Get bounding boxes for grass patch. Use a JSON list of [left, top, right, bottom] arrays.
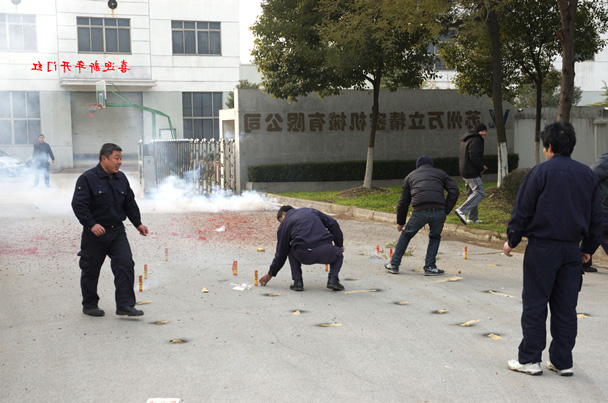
[[277, 182, 513, 235]]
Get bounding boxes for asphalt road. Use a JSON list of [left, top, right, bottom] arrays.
[[1, 171, 607, 402]]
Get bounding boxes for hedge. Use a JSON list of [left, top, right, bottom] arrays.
[[248, 153, 519, 182]]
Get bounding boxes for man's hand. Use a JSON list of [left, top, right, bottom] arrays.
[[397, 224, 404, 232], [503, 241, 513, 257], [52, 160, 55, 164], [137, 225, 149, 236], [90, 224, 106, 237], [340, 246, 345, 253], [582, 253, 591, 264], [481, 165, 488, 174], [259, 274, 272, 286]]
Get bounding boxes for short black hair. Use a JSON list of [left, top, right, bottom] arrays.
[[277, 205, 294, 221], [99, 143, 122, 161], [38, 134, 45, 138], [540, 122, 576, 156]]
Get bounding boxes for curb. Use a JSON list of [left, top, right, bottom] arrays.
[[266, 193, 509, 247]]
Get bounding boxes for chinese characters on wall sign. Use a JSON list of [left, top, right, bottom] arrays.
[[243, 110, 482, 134], [31, 60, 130, 73]]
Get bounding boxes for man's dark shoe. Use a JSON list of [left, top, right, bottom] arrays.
[[424, 266, 445, 276], [384, 262, 399, 274], [327, 276, 345, 291], [116, 306, 144, 316], [583, 266, 598, 273], [290, 279, 304, 291], [83, 307, 105, 317]]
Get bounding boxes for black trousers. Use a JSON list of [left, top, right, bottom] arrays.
[[288, 243, 343, 280], [78, 226, 135, 309], [518, 238, 583, 370]]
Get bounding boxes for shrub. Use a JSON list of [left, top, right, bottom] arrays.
[[248, 153, 520, 182], [499, 168, 531, 205]]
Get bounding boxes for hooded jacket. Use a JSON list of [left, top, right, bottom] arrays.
[[396, 157, 460, 226], [459, 129, 485, 178]]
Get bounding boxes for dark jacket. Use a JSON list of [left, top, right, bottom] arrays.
[[33, 141, 54, 163], [590, 152, 608, 215], [396, 164, 460, 226], [269, 208, 343, 276], [71, 164, 142, 230], [459, 130, 485, 178], [507, 154, 602, 254]]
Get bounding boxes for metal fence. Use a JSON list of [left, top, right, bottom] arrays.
[[142, 139, 236, 195]]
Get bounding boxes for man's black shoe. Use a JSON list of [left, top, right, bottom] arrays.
[[116, 306, 144, 316], [327, 276, 345, 291], [83, 307, 105, 317], [584, 266, 598, 273], [290, 279, 304, 291]]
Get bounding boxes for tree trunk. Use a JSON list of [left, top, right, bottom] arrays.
[[362, 72, 382, 189], [556, 0, 577, 123], [486, 8, 508, 186], [534, 77, 543, 165]]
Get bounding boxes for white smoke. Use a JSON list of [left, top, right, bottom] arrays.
[[139, 173, 277, 214]]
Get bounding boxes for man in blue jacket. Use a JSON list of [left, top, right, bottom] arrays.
[[384, 155, 459, 275], [504, 122, 602, 376], [72, 143, 149, 317], [259, 206, 345, 291]]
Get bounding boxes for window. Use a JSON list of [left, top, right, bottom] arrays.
[[172, 21, 221, 55], [0, 13, 37, 51], [77, 17, 130, 53], [0, 92, 41, 145], [182, 92, 223, 140]]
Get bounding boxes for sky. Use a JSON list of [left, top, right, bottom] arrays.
[[239, 0, 263, 63]]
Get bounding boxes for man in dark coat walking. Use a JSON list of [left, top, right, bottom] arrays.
[[455, 123, 487, 225], [32, 134, 55, 187]]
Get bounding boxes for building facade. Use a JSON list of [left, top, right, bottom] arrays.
[[0, 0, 240, 168]]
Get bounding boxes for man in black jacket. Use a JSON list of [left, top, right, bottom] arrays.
[[259, 206, 345, 291], [72, 143, 149, 317], [455, 123, 487, 225], [582, 151, 608, 273], [504, 122, 602, 376], [384, 156, 459, 275], [32, 134, 55, 187]]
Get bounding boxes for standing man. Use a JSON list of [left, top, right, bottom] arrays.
[[581, 151, 608, 273], [455, 123, 488, 225], [32, 134, 55, 187], [503, 122, 602, 376], [72, 143, 149, 317], [384, 156, 459, 276], [259, 206, 345, 291]]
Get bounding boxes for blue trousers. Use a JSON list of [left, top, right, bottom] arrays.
[[288, 243, 343, 280], [518, 238, 583, 370], [78, 226, 136, 309], [390, 209, 446, 269]]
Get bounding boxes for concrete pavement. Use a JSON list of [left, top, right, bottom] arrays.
[[1, 171, 607, 402]]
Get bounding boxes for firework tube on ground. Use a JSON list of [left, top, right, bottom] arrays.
[[376, 245, 380, 255], [390, 248, 393, 259], [165, 248, 168, 261], [464, 245, 468, 260], [255, 270, 258, 286], [232, 260, 238, 276], [144, 264, 148, 279], [139, 275, 142, 292], [325, 264, 329, 272]]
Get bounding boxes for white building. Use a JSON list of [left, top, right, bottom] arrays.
[[0, 0, 241, 168]]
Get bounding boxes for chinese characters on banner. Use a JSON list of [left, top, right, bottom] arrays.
[[31, 60, 130, 73], [243, 110, 482, 134]]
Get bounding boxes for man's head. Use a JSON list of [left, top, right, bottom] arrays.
[[474, 122, 488, 139], [38, 134, 45, 143], [416, 155, 434, 169], [277, 205, 294, 222], [541, 121, 576, 159], [99, 143, 123, 174]]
